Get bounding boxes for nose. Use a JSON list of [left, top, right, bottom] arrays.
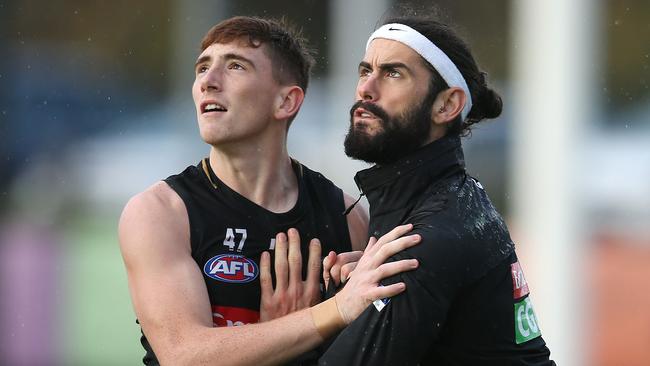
[[356, 74, 378, 102], [199, 66, 222, 93]]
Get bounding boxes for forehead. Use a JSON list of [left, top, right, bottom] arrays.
[[198, 39, 271, 65], [363, 38, 427, 67]]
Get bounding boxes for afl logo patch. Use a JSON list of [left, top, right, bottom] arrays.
[[204, 254, 259, 283]]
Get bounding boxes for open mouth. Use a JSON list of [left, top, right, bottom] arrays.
[[354, 107, 381, 122], [201, 102, 228, 114], [354, 107, 375, 119]]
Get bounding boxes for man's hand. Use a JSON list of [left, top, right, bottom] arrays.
[[259, 228, 322, 322], [334, 224, 420, 324], [323, 250, 363, 291]]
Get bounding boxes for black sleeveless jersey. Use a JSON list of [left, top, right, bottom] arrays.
[[139, 158, 352, 365]]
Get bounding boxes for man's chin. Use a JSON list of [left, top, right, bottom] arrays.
[[343, 150, 375, 164], [344, 137, 379, 164], [353, 115, 380, 126]]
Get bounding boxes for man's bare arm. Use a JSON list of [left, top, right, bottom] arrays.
[[119, 182, 419, 366]]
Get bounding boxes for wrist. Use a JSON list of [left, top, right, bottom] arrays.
[[310, 296, 346, 339]]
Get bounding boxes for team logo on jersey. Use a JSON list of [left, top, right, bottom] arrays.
[[203, 254, 259, 283], [373, 297, 390, 312], [372, 284, 391, 312]]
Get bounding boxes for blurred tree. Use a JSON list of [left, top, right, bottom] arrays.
[[230, 0, 330, 76], [0, 0, 173, 212], [605, 0, 650, 120]]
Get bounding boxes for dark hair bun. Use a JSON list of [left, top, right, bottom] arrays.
[[466, 85, 503, 126], [478, 87, 503, 120]]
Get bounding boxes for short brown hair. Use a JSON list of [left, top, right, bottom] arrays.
[[201, 16, 315, 92]]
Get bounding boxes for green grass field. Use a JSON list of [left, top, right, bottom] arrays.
[[60, 214, 143, 365]]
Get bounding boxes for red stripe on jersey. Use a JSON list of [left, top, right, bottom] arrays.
[[212, 305, 259, 327], [511, 261, 530, 299]]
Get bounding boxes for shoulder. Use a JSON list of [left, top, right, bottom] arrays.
[[297, 161, 338, 188], [294, 160, 368, 250], [164, 162, 202, 188], [121, 181, 187, 225], [118, 181, 191, 264], [344, 193, 369, 251], [407, 176, 515, 282], [410, 174, 497, 239]]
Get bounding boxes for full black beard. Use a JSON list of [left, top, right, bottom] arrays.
[[344, 91, 436, 165]]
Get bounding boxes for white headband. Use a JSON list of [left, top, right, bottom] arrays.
[[366, 23, 473, 120]]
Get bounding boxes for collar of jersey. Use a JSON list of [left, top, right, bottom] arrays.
[[200, 157, 307, 221], [354, 135, 465, 198]]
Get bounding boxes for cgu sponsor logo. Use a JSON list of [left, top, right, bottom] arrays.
[[514, 297, 541, 344], [204, 254, 259, 283]]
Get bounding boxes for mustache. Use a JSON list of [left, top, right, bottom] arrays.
[[349, 100, 390, 122]]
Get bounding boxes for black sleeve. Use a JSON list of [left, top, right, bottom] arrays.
[[318, 226, 470, 366]]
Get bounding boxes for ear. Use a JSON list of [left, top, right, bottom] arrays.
[[273, 85, 305, 121], [432, 87, 467, 125]]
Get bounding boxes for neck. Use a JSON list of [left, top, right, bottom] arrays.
[[427, 125, 448, 145], [355, 135, 464, 199], [208, 131, 298, 213]]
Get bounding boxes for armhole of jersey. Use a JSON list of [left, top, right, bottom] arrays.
[[163, 173, 202, 256], [299, 163, 352, 253], [333, 189, 353, 252]]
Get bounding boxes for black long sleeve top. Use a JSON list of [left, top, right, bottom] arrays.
[[318, 135, 555, 365]]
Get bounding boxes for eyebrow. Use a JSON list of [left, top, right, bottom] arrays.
[[194, 52, 257, 70], [358, 61, 413, 74], [195, 55, 211, 69]]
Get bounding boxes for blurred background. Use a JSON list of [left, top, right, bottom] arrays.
[[1, 0, 648, 365]]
